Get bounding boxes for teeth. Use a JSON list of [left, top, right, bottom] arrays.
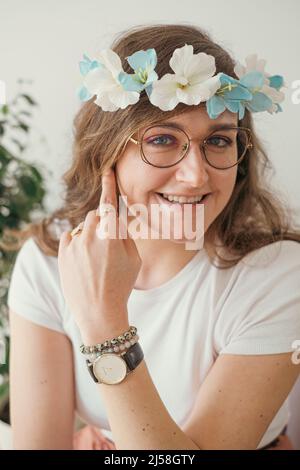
[[162, 193, 205, 203]]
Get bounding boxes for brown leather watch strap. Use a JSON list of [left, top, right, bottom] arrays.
[[121, 341, 144, 371]]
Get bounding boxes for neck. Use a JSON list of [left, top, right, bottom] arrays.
[[132, 238, 206, 290]]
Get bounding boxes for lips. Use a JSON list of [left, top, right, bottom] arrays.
[[155, 192, 211, 206]]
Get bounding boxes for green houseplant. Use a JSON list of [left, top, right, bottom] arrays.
[[0, 81, 47, 423]]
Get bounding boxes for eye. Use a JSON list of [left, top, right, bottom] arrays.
[[206, 136, 233, 147], [146, 134, 177, 146]]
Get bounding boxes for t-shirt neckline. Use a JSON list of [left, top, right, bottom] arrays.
[[130, 248, 206, 300]]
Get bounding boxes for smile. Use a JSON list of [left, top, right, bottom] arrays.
[[155, 192, 211, 205]]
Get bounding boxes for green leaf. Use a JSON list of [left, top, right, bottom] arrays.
[[18, 110, 31, 117], [1, 105, 9, 115], [18, 175, 39, 198], [19, 94, 37, 106], [0, 381, 9, 406], [14, 120, 30, 133], [29, 165, 43, 183], [11, 138, 26, 152]]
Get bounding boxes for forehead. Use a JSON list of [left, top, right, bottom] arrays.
[[140, 106, 238, 136]]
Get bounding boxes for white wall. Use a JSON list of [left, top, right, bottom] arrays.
[[1, 0, 300, 220]]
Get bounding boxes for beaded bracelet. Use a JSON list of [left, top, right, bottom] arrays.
[[86, 334, 139, 363], [80, 325, 138, 358]]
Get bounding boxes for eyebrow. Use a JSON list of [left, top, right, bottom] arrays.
[[153, 121, 238, 132]]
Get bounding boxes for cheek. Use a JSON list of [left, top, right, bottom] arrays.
[[213, 167, 237, 199], [116, 154, 171, 201]]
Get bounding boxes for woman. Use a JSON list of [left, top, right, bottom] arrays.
[[6, 23, 300, 450]]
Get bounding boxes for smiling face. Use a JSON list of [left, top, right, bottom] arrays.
[[115, 105, 239, 245]]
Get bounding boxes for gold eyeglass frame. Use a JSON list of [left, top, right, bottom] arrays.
[[127, 125, 253, 170]]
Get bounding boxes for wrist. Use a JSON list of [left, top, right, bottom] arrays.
[[80, 320, 130, 346]]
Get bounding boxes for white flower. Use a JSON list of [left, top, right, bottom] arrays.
[[234, 54, 285, 114], [149, 44, 221, 111], [83, 49, 140, 111], [234, 54, 268, 77]]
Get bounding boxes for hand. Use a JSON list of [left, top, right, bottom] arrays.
[[57, 168, 142, 341], [73, 425, 116, 450]]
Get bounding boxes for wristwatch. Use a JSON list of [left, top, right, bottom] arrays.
[[86, 341, 144, 385]]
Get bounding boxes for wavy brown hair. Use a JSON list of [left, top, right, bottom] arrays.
[[2, 23, 300, 268]]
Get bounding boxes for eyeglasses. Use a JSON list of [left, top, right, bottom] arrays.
[[128, 124, 253, 170]]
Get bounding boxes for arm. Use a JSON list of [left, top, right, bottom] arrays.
[[87, 322, 300, 450], [181, 352, 300, 449], [85, 324, 199, 450], [9, 309, 75, 449]]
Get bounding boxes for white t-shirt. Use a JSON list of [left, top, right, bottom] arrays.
[[7, 237, 300, 449]]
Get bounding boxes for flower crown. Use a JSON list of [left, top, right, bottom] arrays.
[[78, 44, 286, 120]]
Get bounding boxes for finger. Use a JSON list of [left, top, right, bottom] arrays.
[[81, 209, 100, 240], [99, 167, 118, 215], [58, 230, 72, 255]]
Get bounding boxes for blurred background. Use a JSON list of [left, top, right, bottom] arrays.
[[0, 0, 299, 449]]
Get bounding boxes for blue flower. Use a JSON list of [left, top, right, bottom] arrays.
[[78, 54, 103, 102], [234, 55, 285, 115], [239, 71, 273, 113], [268, 75, 284, 91], [206, 73, 253, 119], [79, 49, 140, 111], [79, 54, 102, 76], [118, 49, 158, 98]]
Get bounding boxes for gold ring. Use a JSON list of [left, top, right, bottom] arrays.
[[70, 221, 84, 238]]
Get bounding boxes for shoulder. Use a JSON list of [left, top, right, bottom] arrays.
[[239, 239, 300, 271], [214, 240, 300, 355], [232, 239, 300, 296], [219, 240, 300, 291], [14, 236, 58, 269], [232, 239, 300, 291], [11, 236, 59, 285], [8, 237, 65, 333], [208, 240, 300, 306]]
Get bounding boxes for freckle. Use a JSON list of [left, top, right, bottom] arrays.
[[146, 423, 150, 427], [218, 389, 222, 393], [142, 428, 145, 431], [276, 362, 280, 366], [173, 432, 177, 436], [267, 377, 271, 381], [260, 414, 264, 418]]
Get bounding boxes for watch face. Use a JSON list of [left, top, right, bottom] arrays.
[[93, 353, 127, 385]]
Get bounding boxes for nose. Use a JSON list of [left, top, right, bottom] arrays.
[[175, 141, 209, 187]]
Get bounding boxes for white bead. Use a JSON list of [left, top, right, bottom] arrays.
[[113, 346, 119, 352], [125, 341, 131, 348], [107, 348, 113, 353], [119, 344, 125, 351], [89, 353, 97, 362]]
